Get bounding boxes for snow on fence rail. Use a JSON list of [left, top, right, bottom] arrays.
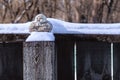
[[0, 18, 120, 35]]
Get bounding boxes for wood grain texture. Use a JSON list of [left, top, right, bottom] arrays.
[[55, 34, 120, 43], [0, 34, 29, 42], [55, 39, 74, 80], [23, 41, 56, 80], [0, 42, 23, 80], [77, 41, 111, 80], [0, 34, 120, 43]]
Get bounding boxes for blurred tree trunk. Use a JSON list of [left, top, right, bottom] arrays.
[[0, 0, 119, 23]]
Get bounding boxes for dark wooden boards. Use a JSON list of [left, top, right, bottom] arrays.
[[55, 39, 74, 80], [77, 41, 111, 80], [0, 42, 23, 80], [113, 43, 120, 80]]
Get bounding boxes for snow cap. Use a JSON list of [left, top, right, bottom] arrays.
[[26, 32, 55, 42], [34, 14, 47, 23]]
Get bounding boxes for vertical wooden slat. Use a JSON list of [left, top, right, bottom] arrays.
[[56, 39, 74, 80], [113, 43, 120, 80], [77, 41, 111, 80], [23, 41, 56, 80], [0, 43, 23, 80]]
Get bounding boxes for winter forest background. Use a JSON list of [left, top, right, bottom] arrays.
[[0, 0, 119, 23]]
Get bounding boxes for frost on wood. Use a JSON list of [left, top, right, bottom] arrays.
[[23, 42, 56, 80]]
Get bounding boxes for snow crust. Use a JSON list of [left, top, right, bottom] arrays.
[[48, 18, 120, 34], [0, 22, 30, 34], [0, 18, 120, 35], [0, 18, 120, 41], [26, 32, 55, 42]]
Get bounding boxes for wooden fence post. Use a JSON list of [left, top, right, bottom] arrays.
[[23, 41, 56, 80]]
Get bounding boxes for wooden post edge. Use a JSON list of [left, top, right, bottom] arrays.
[[23, 41, 56, 80]]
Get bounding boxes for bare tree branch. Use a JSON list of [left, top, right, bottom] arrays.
[[14, 2, 32, 23]]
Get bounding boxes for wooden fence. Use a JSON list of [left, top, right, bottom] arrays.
[[0, 34, 120, 80]]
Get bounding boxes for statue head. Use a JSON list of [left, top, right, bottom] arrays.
[[34, 14, 47, 23]]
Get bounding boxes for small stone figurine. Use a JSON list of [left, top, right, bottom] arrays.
[[29, 14, 53, 32]]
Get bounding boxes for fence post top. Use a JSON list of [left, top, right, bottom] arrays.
[[26, 32, 55, 42], [29, 14, 53, 32]]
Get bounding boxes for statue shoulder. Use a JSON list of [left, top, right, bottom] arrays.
[[30, 21, 36, 26], [29, 21, 38, 32], [47, 21, 53, 28]]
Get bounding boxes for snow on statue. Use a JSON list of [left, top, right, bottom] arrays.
[[29, 14, 53, 32]]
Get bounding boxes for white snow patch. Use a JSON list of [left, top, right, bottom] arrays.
[[0, 18, 120, 35], [26, 32, 55, 42], [0, 22, 31, 34], [47, 18, 120, 34]]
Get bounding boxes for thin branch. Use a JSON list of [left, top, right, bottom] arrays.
[[14, 2, 32, 23]]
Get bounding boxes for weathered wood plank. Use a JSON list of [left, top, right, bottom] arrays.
[[0, 34, 120, 43], [55, 38, 74, 80], [55, 34, 120, 42], [77, 41, 111, 80], [0, 34, 29, 42], [113, 43, 120, 80], [23, 41, 56, 80], [0, 42, 23, 80]]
